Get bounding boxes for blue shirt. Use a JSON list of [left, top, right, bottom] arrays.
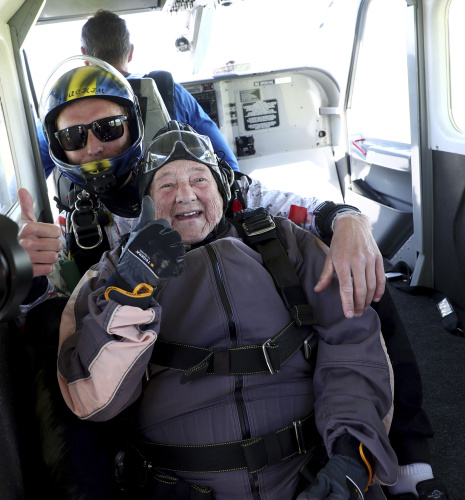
[[37, 120, 56, 179], [173, 83, 238, 171]]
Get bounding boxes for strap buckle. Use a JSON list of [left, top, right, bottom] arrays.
[[262, 339, 276, 374], [71, 209, 103, 250], [71, 191, 104, 250], [293, 420, 307, 454], [242, 214, 276, 237]]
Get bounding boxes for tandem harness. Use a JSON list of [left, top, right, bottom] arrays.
[[128, 208, 324, 494], [149, 207, 319, 382]]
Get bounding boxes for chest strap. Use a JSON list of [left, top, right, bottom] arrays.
[[135, 413, 317, 474], [151, 320, 317, 384]]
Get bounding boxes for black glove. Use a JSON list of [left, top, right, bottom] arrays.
[[297, 434, 371, 500], [105, 196, 186, 306]]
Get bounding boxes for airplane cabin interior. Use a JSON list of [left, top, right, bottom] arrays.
[[0, 0, 464, 499]]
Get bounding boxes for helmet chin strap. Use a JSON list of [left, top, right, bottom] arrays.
[[84, 167, 118, 194]]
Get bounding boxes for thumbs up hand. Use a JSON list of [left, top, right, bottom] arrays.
[[17, 188, 62, 277]]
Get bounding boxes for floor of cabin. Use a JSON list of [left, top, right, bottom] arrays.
[[387, 281, 465, 500]]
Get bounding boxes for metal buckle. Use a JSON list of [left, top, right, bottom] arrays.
[[293, 420, 307, 454], [242, 215, 276, 237], [262, 339, 276, 374], [70, 191, 104, 250], [71, 209, 103, 250], [303, 332, 316, 360]]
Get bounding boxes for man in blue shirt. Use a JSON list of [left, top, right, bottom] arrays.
[[38, 10, 238, 178], [79, 9, 239, 172]]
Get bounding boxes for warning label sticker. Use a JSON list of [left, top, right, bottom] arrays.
[[243, 99, 279, 131]]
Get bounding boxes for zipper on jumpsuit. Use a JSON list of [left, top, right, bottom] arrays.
[[205, 244, 262, 500]]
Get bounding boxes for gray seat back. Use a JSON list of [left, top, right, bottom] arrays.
[[128, 77, 170, 144]]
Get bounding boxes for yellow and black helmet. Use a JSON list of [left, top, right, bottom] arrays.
[[39, 55, 144, 194]]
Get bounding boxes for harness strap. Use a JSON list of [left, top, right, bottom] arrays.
[[225, 171, 251, 217], [150, 320, 317, 384], [233, 208, 317, 327], [71, 209, 103, 250], [70, 191, 111, 250], [298, 440, 330, 487], [135, 413, 317, 474]]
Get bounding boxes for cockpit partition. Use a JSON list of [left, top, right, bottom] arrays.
[[182, 68, 345, 202]]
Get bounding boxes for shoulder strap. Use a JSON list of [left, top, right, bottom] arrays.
[[145, 70, 176, 120], [231, 207, 316, 327]]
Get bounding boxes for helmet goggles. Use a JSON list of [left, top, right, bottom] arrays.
[[55, 115, 128, 151], [138, 122, 233, 210], [144, 130, 218, 173]]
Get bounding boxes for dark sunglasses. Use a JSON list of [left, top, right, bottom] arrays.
[[55, 115, 128, 152]]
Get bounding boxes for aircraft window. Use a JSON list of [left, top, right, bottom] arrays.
[[347, 0, 411, 145], [25, 1, 360, 91], [201, 0, 360, 83], [0, 100, 18, 215], [448, 0, 465, 132], [25, 13, 191, 94]]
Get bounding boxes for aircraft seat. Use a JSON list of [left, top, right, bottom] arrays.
[[127, 76, 170, 145]]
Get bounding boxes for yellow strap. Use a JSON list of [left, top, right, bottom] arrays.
[[359, 442, 374, 491], [104, 283, 154, 300]]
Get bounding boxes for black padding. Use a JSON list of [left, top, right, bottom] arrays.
[[0, 321, 29, 499], [24, 297, 130, 499]]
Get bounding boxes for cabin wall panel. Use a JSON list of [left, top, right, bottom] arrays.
[[432, 148, 465, 324]]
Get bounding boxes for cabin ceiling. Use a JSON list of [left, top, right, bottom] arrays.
[[38, 0, 167, 23]]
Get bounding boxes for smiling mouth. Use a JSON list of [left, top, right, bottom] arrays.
[[176, 211, 202, 219]]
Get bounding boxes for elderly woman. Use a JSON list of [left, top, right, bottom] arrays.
[[57, 121, 397, 500]]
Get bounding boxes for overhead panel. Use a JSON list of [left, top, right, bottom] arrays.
[[38, 0, 165, 23]]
